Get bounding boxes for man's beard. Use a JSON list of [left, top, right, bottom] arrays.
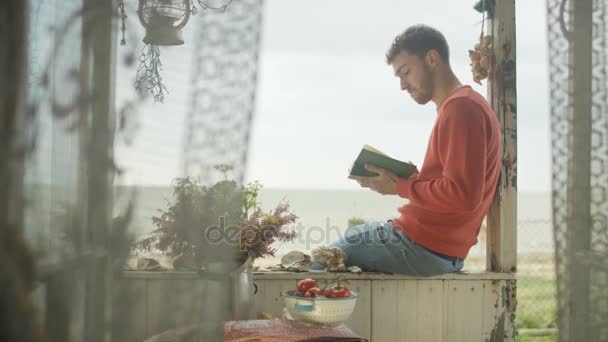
[[413, 67, 434, 104]]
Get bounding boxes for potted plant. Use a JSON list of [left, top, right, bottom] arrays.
[[134, 166, 297, 271], [126, 167, 298, 325]]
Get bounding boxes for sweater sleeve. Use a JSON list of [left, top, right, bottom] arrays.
[[397, 99, 488, 213]]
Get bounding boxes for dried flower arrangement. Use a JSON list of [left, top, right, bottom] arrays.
[[240, 202, 298, 260], [469, 35, 493, 85], [469, 0, 494, 85], [134, 172, 297, 269]]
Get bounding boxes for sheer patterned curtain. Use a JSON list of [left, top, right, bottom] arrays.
[[548, 0, 608, 340], [24, 0, 84, 259], [2, 0, 263, 341]]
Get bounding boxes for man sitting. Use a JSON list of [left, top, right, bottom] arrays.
[[313, 25, 501, 276]]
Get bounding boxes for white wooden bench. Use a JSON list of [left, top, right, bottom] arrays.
[[254, 271, 516, 342]]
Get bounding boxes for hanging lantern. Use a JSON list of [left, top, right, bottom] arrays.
[[138, 0, 191, 46]]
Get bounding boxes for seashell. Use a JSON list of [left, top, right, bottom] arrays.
[[348, 266, 363, 274], [280, 250, 312, 272], [173, 253, 197, 270], [312, 246, 348, 272], [136, 257, 166, 271]]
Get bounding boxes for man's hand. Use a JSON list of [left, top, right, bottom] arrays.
[[348, 164, 399, 195]]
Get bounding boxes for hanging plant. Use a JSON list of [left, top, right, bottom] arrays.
[[473, 0, 495, 19], [190, 0, 233, 14], [134, 43, 168, 103], [118, 0, 128, 45], [117, 0, 238, 103]]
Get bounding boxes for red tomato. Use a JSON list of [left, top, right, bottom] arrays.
[[305, 287, 324, 297], [297, 278, 317, 295], [326, 285, 351, 298]]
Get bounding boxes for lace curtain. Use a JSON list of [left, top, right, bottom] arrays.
[[548, 0, 608, 340], [1, 0, 263, 340]]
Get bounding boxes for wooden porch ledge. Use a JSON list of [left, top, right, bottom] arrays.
[[114, 270, 517, 341], [253, 270, 516, 280], [119, 270, 516, 280], [254, 271, 518, 341]]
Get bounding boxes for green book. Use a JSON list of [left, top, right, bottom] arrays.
[[349, 144, 417, 178]]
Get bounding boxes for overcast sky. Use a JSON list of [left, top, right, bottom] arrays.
[[115, 0, 551, 192], [246, 0, 550, 191]]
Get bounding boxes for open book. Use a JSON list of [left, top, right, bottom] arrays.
[[349, 144, 417, 179]]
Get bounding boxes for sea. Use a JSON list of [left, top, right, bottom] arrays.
[[114, 187, 553, 258]]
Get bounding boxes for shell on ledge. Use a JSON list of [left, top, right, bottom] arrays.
[[280, 250, 312, 272], [311, 246, 347, 272]]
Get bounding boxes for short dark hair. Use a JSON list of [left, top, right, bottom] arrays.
[[385, 25, 450, 64]]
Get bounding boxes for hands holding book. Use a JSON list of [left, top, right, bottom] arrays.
[[349, 164, 402, 195], [348, 145, 419, 195]]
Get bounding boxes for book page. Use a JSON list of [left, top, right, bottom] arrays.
[[362, 144, 388, 156]]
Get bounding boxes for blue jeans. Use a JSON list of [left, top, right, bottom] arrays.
[[311, 220, 464, 276]]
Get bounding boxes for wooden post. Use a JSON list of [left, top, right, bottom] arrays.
[[568, 0, 593, 340], [46, 270, 71, 341], [82, 0, 116, 341], [0, 0, 27, 229], [486, 0, 518, 273]]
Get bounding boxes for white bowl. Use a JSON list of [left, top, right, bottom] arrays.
[[282, 290, 358, 325]]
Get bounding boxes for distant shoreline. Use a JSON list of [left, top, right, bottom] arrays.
[[108, 186, 554, 258]]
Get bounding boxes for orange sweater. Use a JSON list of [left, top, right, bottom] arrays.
[[393, 86, 501, 259]]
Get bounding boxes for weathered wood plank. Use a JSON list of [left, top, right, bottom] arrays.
[[112, 278, 148, 342], [253, 279, 266, 318], [482, 280, 504, 342], [252, 271, 516, 281], [255, 279, 296, 319], [503, 280, 517, 341], [416, 280, 443, 342], [145, 279, 169, 335], [397, 280, 418, 342], [146, 279, 203, 337], [46, 271, 70, 342], [200, 278, 231, 322], [371, 280, 399, 342], [344, 280, 371, 340], [486, 0, 518, 273], [442, 280, 484, 342], [122, 271, 204, 279], [131, 276, 504, 342]]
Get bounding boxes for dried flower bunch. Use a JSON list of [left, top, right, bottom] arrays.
[[469, 34, 493, 85], [240, 202, 297, 260], [469, 0, 494, 85], [135, 175, 297, 267]]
